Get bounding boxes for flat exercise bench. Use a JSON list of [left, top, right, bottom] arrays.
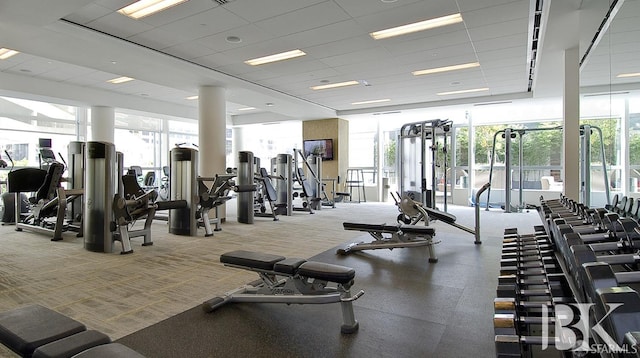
[[341, 222, 439, 262], [202, 250, 364, 334], [0, 304, 144, 357]]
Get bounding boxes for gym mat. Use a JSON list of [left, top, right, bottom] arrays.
[[116, 237, 498, 357]]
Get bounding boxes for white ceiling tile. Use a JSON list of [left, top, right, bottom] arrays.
[[159, 7, 249, 40], [333, 0, 424, 18], [129, 27, 192, 50], [62, 3, 112, 24], [457, 0, 524, 13], [163, 41, 217, 60], [254, 2, 351, 38], [197, 25, 275, 53], [223, 0, 325, 22], [462, 0, 529, 29]]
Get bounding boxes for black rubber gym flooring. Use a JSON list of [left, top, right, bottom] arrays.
[[116, 219, 511, 358]]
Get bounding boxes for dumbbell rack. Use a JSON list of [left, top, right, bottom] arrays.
[[494, 226, 576, 357]]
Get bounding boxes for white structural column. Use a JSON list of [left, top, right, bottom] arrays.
[[198, 86, 227, 178], [232, 125, 244, 169], [562, 46, 580, 200], [90, 106, 115, 143]]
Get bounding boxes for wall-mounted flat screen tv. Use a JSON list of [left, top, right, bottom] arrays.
[[303, 139, 334, 161]]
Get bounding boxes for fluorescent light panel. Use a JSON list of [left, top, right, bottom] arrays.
[[185, 95, 198, 100], [370, 13, 463, 40], [107, 76, 134, 84], [437, 87, 489, 96], [237, 107, 256, 111], [351, 99, 391, 105], [118, 0, 188, 19], [617, 72, 640, 78], [245, 49, 306, 66], [0, 48, 19, 60], [310, 80, 360, 90], [413, 62, 480, 76]]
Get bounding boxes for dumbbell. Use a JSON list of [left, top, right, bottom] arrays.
[[581, 262, 640, 310], [594, 286, 640, 349], [567, 244, 640, 302]]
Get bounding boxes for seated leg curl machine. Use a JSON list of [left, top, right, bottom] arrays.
[[11, 162, 84, 241], [197, 173, 236, 236], [202, 250, 364, 334], [111, 174, 187, 254]]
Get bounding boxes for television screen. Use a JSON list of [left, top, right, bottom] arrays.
[[303, 139, 333, 161], [39, 138, 52, 148]]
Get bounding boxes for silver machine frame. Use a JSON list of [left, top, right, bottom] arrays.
[[486, 124, 610, 212], [398, 119, 453, 211]]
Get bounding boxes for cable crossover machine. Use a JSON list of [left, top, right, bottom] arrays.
[[396, 119, 490, 243], [486, 124, 610, 212]]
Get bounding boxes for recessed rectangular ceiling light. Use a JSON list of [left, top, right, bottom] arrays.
[[437, 87, 489, 96], [351, 99, 391, 105], [413, 62, 480, 76], [185, 95, 198, 100], [0, 48, 20, 60], [107, 76, 135, 84], [617, 72, 640, 78], [370, 13, 463, 40], [310, 80, 360, 90], [245, 49, 306, 66], [237, 107, 256, 111], [118, 0, 189, 19]]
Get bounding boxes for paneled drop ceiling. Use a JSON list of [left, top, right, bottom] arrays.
[[0, 0, 638, 123]]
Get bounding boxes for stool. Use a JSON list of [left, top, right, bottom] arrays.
[[345, 169, 366, 203]]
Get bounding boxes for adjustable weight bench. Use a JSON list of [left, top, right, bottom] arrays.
[[202, 250, 364, 334], [0, 304, 143, 357], [341, 222, 439, 262]]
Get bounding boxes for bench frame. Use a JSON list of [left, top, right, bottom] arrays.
[[341, 222, 439, 262]]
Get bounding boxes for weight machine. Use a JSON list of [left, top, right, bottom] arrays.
[[398, 119, 453, 211], [486, 124, 610, 212]]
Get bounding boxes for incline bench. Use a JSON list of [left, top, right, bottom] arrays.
[[202, 250, 364, 334], [0, 304, 144, 357], [341, 222, 438, 262]]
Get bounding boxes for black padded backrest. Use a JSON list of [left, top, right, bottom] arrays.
[[128, 166, 142, 177], [122, 174, 144, 199], [143, 171, 155, 186], [626, 197, 634, 216], [7, 168, 47, 193], [162, 166, 169, 177], [618, 196, 628, 214], [260, 168, 277, 202], [35, 162, 64, 202], [632, 200, 640, 220]]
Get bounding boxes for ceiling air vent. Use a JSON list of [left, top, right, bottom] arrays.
[[213, 0, 234, 5]]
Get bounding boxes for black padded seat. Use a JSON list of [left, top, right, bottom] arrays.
[[32, 330, 111, 358], [70, 343, 145, 357], [274, 258, 306, 275], [399, 225, 435, 235], [221, 250, 285, 271], [423, 207, 457, 224], [297, 262, 355, 284], [0, 304, 86, 357], [343, 222, 400, 232]]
